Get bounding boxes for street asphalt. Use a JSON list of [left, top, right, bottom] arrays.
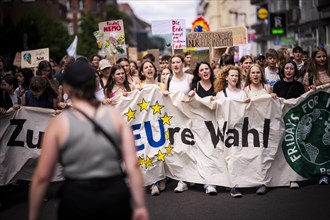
[[1, 179, 330, 220]]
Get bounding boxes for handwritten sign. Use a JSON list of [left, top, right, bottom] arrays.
[[188, 32, 233, 48], [147, 49, 160, 68], [13, 52, 21, 67], [190, 49, 210, 70], [21, 48, 49, 68], [171, 20, 186, 49], [216, 26, 247, 46], [98, 19, 127, 56]]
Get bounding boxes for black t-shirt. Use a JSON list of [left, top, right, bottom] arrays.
[[273, 80, 305, 99], [191, 81, 215, 98]]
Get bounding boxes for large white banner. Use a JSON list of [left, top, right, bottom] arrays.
[[1, 84, 329, 186]]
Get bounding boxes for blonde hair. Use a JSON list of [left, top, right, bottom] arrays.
[[244, 64, 267, 87]]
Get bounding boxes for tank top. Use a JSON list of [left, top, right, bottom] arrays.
[[59, 106, 122, 179], [168, 74, 191, 95], [247, 84, 269, 98]]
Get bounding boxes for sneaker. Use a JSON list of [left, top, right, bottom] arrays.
[[174, 180, 188, 193], [319, 175, 329, 185], [205, 186, 217, 195], [150, 184, 160, 196], [159, 179, 166, 191], [256, 185, 267, 195], [230, 186, 242, 198], [290, 181, 299, 189]]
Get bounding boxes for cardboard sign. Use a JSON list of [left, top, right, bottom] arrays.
[[13, 52, 21, 67], [147, 49, 160, 68], [21, 48, 49, 68], [190, 49, 210, 70], [128, 47, 138, 61], [216, 26, 248, 46], [187, 32, 233, 48], [98, 19, 127, 56]]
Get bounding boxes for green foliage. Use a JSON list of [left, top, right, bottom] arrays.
[[105, 4, 131, 46], [15, 9, 70, 62], [77, 12, 100, 58]]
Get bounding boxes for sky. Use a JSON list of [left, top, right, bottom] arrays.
[[117, 0, 200, 29]]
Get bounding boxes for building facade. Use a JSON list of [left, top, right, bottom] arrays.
[[251, 0, 330, 54]]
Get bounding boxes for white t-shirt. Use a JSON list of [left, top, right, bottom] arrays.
[[216, 88, 247, 100], [264, 67, 280, 88]]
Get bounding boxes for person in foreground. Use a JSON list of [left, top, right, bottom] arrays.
[[29, 61, 149, 220]]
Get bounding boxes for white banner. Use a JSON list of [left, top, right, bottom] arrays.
[[1, 84, 330, 186]]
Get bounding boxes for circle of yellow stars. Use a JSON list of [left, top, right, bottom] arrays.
[[123, 98, 175, 169]]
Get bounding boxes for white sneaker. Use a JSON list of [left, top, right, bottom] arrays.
[[319, 175, 329, 185], [174, 180, 188, 193], [290, 181, 299, 189], [205, 186, 217, 195], [150, 184, 160, 196]]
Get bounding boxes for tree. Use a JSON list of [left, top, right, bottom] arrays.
[[15, 10, 70, 62]]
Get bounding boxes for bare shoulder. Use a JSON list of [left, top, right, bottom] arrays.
[[105, 106, 124, 130], [47, 111, 70, 146]]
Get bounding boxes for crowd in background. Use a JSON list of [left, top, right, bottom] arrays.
[[1, 45, 330, 199]]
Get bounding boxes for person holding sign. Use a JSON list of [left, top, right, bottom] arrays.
[[103, 64, 134, 105], [303, 47, 330, 93], [138, 60, 165, 92], [137, 60, 166, 196], [163, 54, 194, 193], [29, 61, 149, 220], [214, 65, 248, 101], [188, 61, 218, 195], [244, 64, 276, 100], [213, 65, 250, 197]]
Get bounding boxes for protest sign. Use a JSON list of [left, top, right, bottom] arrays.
[[217, 26, 248, 46], [2, 85, 330, 187], [151, 19, 187, 49], [187, 32, 233, 48], [190, 49, 210, 70], [21, 48, 49, 68], [98, 19, 127, 56]]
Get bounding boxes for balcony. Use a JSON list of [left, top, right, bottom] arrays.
[[316, 0, 330, 12]]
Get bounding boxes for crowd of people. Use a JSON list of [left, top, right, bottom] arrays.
[[1, 45, 330, 218]]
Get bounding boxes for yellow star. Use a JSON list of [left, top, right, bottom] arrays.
[[165, 130, 170, 140], [157, 150, 166, 161], [160, 113, 173, 125], [144, 156, 154, 168], [137, 98, 150, 111], [165, 144, 173, 155], [138, 156, 145, 166], [150, 101, 164, 114], [124, 107, 136, 121]]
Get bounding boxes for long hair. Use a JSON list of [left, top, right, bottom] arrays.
[[19, 68, 35, 90], [214, 65, 243, 93], [192, 61, 215, 86], [29, 76, 58, 99], [310, 47, 329, 85], [280, 60, 299, 79], [104, 64, 131, 97], [244, 64, 267, 87], [139, 60, 157, 81], [37, 60, 53, 79]]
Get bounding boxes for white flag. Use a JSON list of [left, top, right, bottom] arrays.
[[66, 35, 78, 59]]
